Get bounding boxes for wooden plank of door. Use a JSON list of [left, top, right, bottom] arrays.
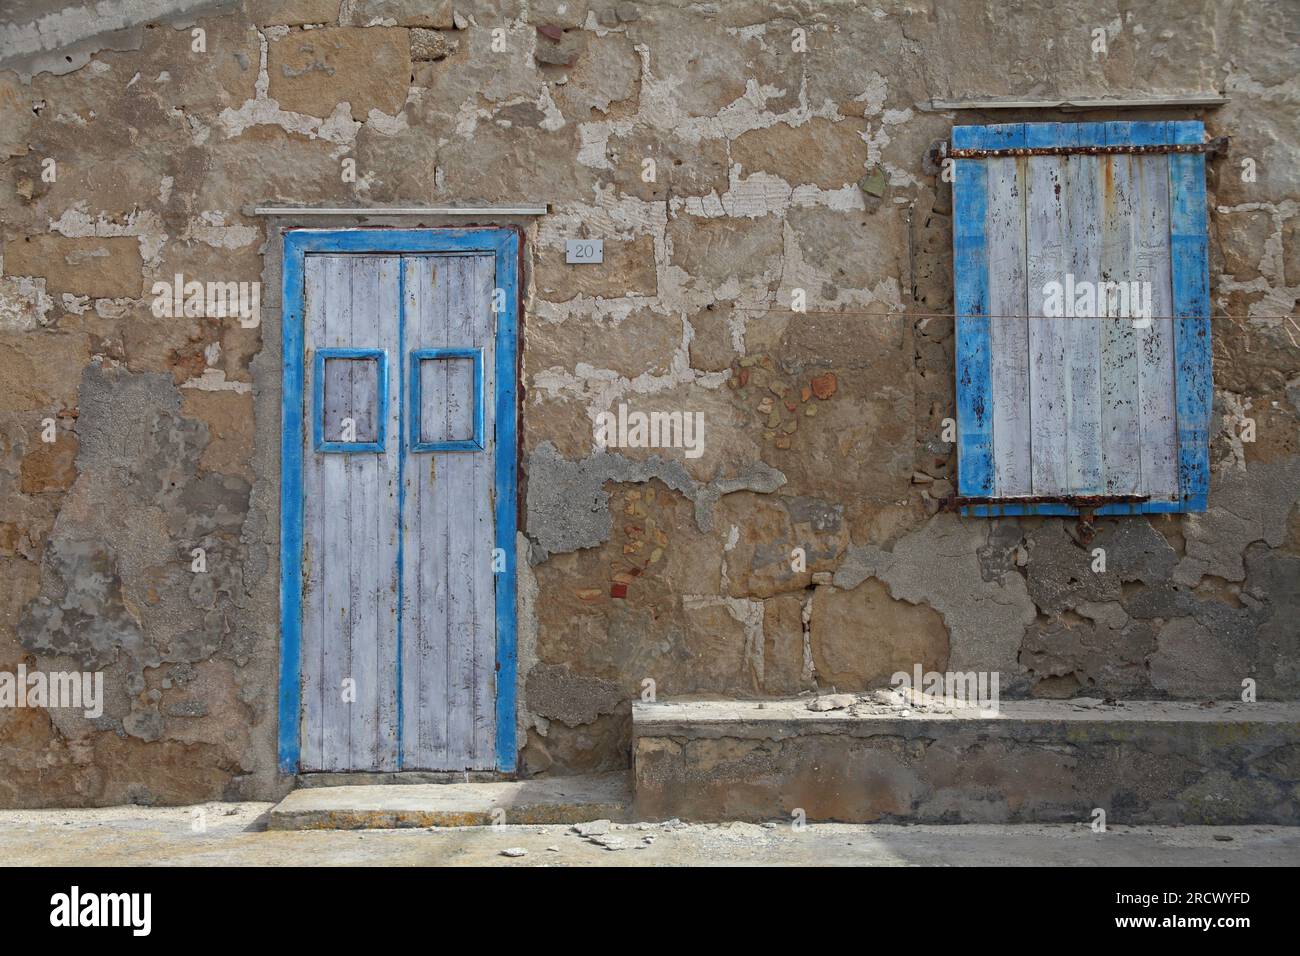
[[342, 257, 400, 771], [345, 262, 378, 770], [299, 255, 327, 771], [443, 255, 482, 770], [1064, 132, 1104, 495], [986, 152, 1032, 496], [319, 255, 353, 769], [1025, 125, 1070, 495], [403, 256, 448, 768], [470, 254, 498, 765], [375, 257, 401, 770], [1099, 150, 1143, 495]]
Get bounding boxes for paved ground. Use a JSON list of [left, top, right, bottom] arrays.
[[0, 805, 1296, 865]]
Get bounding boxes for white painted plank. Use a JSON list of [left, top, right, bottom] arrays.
[[1100, 156, 1143, 494], [319, 255, 353, 769], [1132, 155, 1179, 499], [986, 155, 1031, 497], [470, 253, 498, 765], [299, 255, 326, 771], [443, 255, 479, 770], [345, 257, 381, 771], [374, 256, 401, 771], [1026, 155, 1069, 495], [1064, 154, 1104, 494], [401, 256, 424, 766], [404, 255, 449, 769]]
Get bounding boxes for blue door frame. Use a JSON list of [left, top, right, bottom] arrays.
[[277, 227, 521, 773]]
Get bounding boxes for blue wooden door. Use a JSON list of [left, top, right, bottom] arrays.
[[286, 233, 516, 774]]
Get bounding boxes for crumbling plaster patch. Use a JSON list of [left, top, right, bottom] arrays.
[[1175, 456, 1300, 586], [16, 362, 254, 756], [524, 440, 785, 563], [0, 275, 54, 330], [0, 0, 238, 79], [833, 514, 1036, 675]]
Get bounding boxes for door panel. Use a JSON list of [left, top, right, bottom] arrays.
[[300, 254, 401, 772], [400, 255, 498, 771]]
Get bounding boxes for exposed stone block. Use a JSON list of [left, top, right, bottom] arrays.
[[731, 119, 869, 189], [3, 236, 142, 299], [810, 579, 949, 690], [267, 27, 412, 119], [534, 236, 658, 302], [246, 0, 340, 26]]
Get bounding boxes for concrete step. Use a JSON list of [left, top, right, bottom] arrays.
[[269, 772, 631, 830], [633, 696, 1300, 825]]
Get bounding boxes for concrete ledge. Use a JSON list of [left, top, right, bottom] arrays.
[[633, 698, 1300, 825], [269, 772, 631, 830]]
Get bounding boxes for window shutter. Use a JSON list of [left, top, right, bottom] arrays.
[[952, 120, 1212, 516]]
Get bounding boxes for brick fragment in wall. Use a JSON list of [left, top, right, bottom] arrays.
[[761, 593, 813, 696], [535, 236, 658, 301], [1023, 520, 1177, 615], [1019, 617, 1158, 698], [717, 494, 847, 599], [246, 0, 339, 26], [730, 119, 870, 190]]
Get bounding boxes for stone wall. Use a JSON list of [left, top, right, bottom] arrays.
[[0, 0, 1296, 804]]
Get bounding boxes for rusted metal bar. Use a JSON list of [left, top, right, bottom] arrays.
[[949, 139, 1228, 159], [938, 492, 1151, 512]]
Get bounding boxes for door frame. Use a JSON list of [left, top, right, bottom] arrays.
[[276, 227, 521, 774]]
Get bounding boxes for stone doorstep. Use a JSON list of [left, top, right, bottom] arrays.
[[268, 772, 631, 830], [631, 698, 1300, 825]]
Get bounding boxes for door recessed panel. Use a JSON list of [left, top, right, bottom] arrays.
[[410, 348, 484, 451], [314, 348, 388, 451]]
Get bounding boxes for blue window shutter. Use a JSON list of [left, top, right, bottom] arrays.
[[951, 120, 1212, 516]]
